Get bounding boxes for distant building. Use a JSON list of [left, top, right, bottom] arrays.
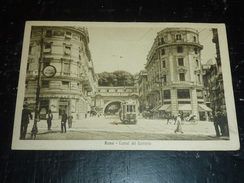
[[202, 29, 226, 115], [137, 70, 148, 113], [24, 26, 97, 120], [145, 28, 211, 120]]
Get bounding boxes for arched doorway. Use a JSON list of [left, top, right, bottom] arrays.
[[104, 101, 122, 116]]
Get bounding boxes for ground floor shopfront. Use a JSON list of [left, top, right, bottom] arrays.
[[147, 87, 212, 121], [24, 94, 91, 120]]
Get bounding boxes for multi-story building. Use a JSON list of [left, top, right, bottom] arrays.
[[202, 29, 226, 115], [137, 70, 148, 113], [24, 26, 97, 120], [145, 28, 212, 120]]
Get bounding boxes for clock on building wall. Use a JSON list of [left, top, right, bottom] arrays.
[[42, 65, 56, 78]]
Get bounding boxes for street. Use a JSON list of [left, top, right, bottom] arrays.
[[24, 115, 229, 140]]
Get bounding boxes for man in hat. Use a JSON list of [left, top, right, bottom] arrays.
[[20, 104, 33, 139]]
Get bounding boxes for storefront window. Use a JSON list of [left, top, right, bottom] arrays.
[[177, 89, 190, 98], [163, 90, 171, 99], [197, 89, 203, 99]]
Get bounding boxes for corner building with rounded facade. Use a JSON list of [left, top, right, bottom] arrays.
[[25, 26, 97, 120], [145, 28, 211, 120]]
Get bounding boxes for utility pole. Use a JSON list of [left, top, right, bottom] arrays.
[[31, 27, 44, 139]]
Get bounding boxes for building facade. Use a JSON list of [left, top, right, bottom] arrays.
[[94, 86, 139, 115], [137, 70, 149, 113], [25, 26, 97, 120], [145, 28, 211, 120], [202, 29, 226, 116]]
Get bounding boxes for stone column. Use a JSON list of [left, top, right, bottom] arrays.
[[171, 88, 178, 115], [191, 88, 198, 119]]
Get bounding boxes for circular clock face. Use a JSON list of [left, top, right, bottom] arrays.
[[42, 65, 56, 78]]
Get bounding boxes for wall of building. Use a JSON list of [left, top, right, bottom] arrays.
[[144, 28, 210, 120], [24, 26, 97, 120]]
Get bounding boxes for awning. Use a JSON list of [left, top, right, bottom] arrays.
[[178, 104, 192, 111], [158, 105, 171, 111], [151, 105, 161, 112], [198, 104, 212, 112]]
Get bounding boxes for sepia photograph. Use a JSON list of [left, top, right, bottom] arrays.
[[11, 21, 239, 150]]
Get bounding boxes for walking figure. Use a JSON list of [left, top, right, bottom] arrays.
[[174, 114, 183, 134], [213, 111, 221, 137], [46, 109, 53, 131], [61, 110, 68, 133], [68, 115, 73, 128], [166, 114, 171, 124], [20, 104, 33, 139], [31, 120, 38, 140]]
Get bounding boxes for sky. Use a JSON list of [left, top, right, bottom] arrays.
[[88, 25, 216, 75]]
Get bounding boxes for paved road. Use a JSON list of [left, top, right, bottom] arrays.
[[24, 115, 229, 140]]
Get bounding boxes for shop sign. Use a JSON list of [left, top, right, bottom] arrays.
[[42, 65, 56, 78], [59, 102, 69, 105]]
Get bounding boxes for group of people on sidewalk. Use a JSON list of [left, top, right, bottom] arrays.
[[213, 111, 229, 137], [20, 105, 73, 139]]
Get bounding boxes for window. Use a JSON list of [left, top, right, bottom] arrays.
[[127, 105, 135, 112], [197, 74, 201, 83], [43, 58, 51, 68], [164, 90, 171, 99], [43, 61, 50, 68], [162, 60, 166, 68], [194, 48, 198, 54], [179, 73, 185, 81], [42, 80, 49, 88], [46, 30, 52, 37], [44, 44, 51, 54], [176, 34, 181, 40], [178, 101, 191, 104], [65, 32, 72, 39], [63, 63, 70, 74], [177, 46, 183, 53], [162, 75, 167, 83], [64, 46, 71, 55], [62, 81, 69, 89], [196, 59, 199, 67], [197, 89, 203, 99], [26, 63, 30, 72], [193, 36, 197, 43], [53, 31, 64, 36], [177, 89, 190, 99], [161, 37, 165, 44], [178, 58, 184, 66], [161, 49, 165, 55]]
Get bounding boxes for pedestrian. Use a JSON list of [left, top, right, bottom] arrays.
[[222, 112, 229, 136], [218, 111, 229, 136], [20, 104, 33, 139], [61, 110, 68, 133], [174, 114, 177, 125], [46, 109, 53, 131], [166, 114, 171, 124], [68, 114, 73, 128], [213, 111, 221, 137], [174, 114, 183, 134]]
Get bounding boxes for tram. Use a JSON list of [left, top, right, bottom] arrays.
[[119, 100, 137, 124]]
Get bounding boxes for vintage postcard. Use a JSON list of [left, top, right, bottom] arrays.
[[12, 21, 239, 150]]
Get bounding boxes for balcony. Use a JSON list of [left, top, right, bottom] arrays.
[[81, 76, 93, 92]]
